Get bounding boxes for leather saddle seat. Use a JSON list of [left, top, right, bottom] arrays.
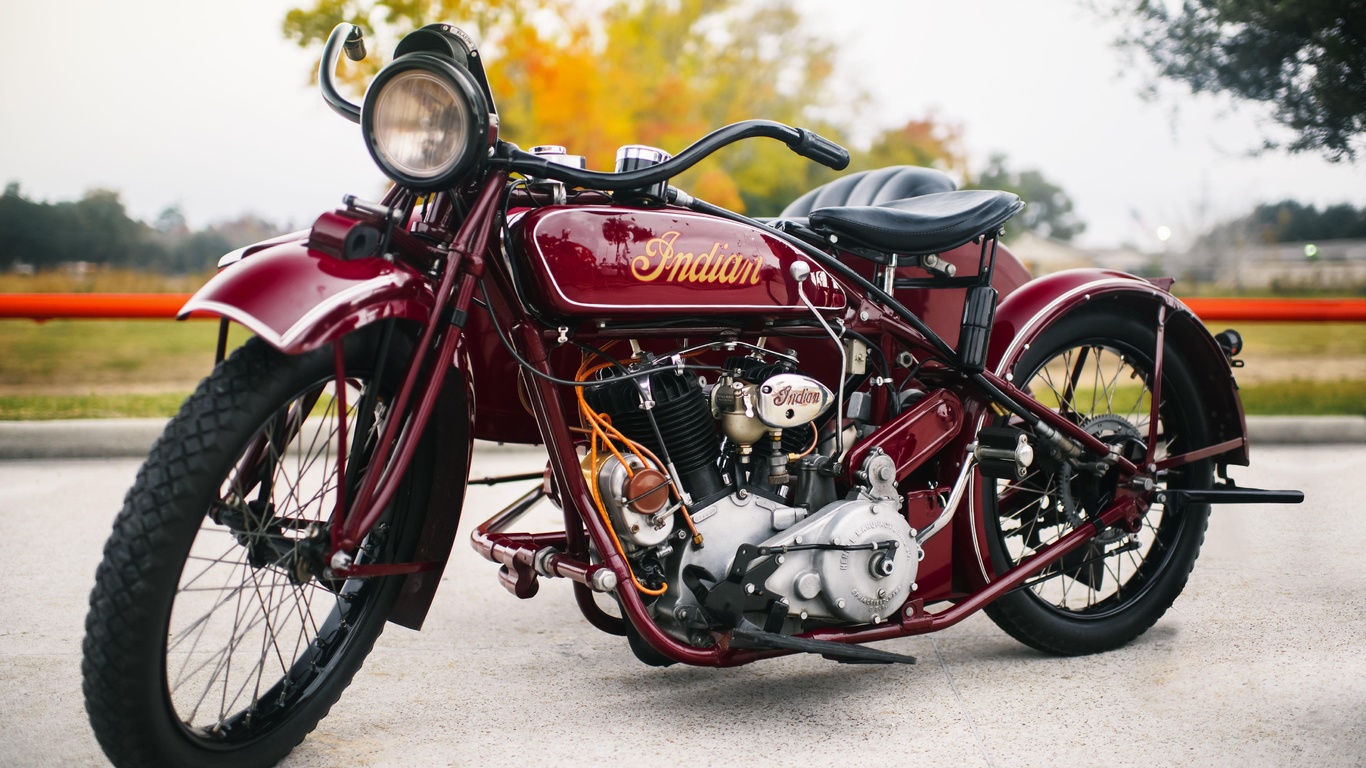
[[776, 166, 1024, 258], [780, 165, 959, 216], [809, 190, 1024, 257]]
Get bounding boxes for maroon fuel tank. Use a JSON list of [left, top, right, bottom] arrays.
[[516, 206, 847, 319]]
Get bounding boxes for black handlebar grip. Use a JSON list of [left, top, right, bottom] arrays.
[[343, 26, 367, 62], [788, 128, 850, 171]]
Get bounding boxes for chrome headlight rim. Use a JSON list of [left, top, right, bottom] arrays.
[[360, 53, 490, 193]]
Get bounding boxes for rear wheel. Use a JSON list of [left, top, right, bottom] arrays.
[[982, 307, 1213, 655], [83, 331, 432, 768]]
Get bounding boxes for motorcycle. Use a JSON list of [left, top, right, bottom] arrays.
[[82, 20, 1302, 768]]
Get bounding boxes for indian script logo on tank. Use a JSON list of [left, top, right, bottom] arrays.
[[629, 231, 764, 285]]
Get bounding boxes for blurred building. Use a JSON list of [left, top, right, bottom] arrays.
[[1008, 232, 1153, 277], [1007, 231, 1094, 275], [1170, 238, 1366, 291]]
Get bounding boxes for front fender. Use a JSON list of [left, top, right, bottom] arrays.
[[180, 240, 435, 355], [387, 343, 476, 630], [987, 268, 1248, 466]]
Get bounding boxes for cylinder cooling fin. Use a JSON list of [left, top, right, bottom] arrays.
[[584, 368, 724, 500]]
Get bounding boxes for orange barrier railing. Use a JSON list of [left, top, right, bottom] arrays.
[[0, 293, 198, 320], [1180, 297, 1366, 323], [0, 293, 1364, 323]]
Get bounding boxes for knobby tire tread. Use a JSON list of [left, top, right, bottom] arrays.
[[85, 347, 267, 767], [984, 518, 1209, 656], [82, 338, 400, 768]]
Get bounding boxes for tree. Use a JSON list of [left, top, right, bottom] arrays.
[[855, 117, 966, 176], [168, 230, 234, 274], [0, 183, 44, 269], [281, 0, 968, 215], [1241, 199, 1366, 242], [68, 190, 154, 267], [1109, 0, 1366, 161], [968, 154, 1085, 242], [154, 205, 189, 237], [0, 188, 152, 269], [0, 185, 287, 275]]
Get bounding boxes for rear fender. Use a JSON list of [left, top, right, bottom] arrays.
[[960, 269, 1249, 586], [179, 240, 435, 355], [987, 268, 1248, 464]]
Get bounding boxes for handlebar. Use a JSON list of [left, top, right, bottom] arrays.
[[787, 128, 849, 171], [321, 23, 363, 124], [496, 120, 850, 191], [343, 26, 367, 62]]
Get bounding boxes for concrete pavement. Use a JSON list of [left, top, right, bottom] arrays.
[[1, 445, 1363, 767]]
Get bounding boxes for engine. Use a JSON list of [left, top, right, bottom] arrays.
[[583, 351, 922, 648]]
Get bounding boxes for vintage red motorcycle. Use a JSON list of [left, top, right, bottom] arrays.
[[82, 20, 1301, 768]]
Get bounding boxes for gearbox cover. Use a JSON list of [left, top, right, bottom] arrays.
[[759, 497, 919, 624]]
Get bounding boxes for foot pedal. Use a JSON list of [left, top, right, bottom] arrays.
[[730, 626, 916, 665], [1158, 486, 1304, 507]]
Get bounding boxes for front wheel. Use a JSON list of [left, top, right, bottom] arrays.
[[82, 331, 432, 768], [982, 306, 1214, 655]]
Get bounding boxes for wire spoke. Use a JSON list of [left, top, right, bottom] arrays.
[[997, 334, 1199, 617], [161, 368, 403, 740]]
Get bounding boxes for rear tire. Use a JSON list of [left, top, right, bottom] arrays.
[[982, 306, 1213, 655], [82, 331, 432, 768]]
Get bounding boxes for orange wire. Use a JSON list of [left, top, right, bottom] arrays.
[[576, 351, 666, 597], [576, 388, 636, 476], [575, 353, 705, 546], [573, 342, 719, 586], [584, 412, 666, 596]]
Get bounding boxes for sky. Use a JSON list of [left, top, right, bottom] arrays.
[[2, 0, 1363, 250]]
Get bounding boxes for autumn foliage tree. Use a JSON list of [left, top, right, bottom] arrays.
[[283, 0, 966, 214]]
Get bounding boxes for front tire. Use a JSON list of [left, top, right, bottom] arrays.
[[982, 306, 1213, 655], [82, 331, 431, 768]]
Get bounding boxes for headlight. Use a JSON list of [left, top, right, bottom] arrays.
[[361, 54, 489, 191]]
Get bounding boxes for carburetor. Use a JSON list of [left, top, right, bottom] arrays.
[[711, 366, 833, 485]]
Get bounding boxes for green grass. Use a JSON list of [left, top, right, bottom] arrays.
[[0, 318, 1362, 419], [1232, 321, 1366, 358], [1022, 369, 1363, 418], [0, 393, 191, 420], [0, 318, 253, 419], [0, 269, 213, 294], [0, 319, 251, 391], [1238, 379, 1366, 416]]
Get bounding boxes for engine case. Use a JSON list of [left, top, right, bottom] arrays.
[[592, 454, 674, 550], [757, 497, 919, 624], [653, 489, 920, 642], [654, 491, 809, 642]]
